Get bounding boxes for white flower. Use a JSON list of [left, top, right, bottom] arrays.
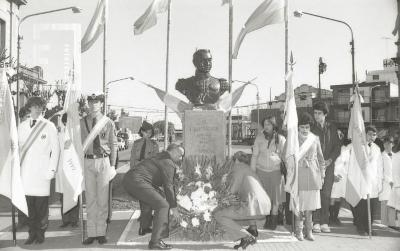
[[204, 165, 213, 179], [194, 164, 202, 176], [177, 195, 193, 211], [203, 211, 211, 222], [180, 220, 188, 228], [221, 173, 228, 185], [192, 217, 200, 227]]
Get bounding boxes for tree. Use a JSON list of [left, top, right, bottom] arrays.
[[153, 120, 175, 136]]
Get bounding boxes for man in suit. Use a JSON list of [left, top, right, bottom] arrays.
[[18, 97, 60, 244], [81, 94, 117, 245], [123, 144, 184, 250]]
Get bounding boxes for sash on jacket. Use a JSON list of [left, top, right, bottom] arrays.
[[82, 115, 109, 153], [20, 120, 47, 165], [298, 134, 317, 161]]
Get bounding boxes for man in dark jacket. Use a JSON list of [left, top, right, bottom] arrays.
[[123, 144, 184, 250], [311, 101, 341, 233]]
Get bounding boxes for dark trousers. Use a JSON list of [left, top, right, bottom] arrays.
[[284, 192, 292, 225], [313, 165, 334, 225], [123, 180, 170, 242], [60, 194, 79, 224], [354, 198, 378, 232], [17, 209, 28, 227], [26, 196, 49, 240], [139, 202, 153, 229]]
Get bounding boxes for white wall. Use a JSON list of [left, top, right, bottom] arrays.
[[0, 0, 20, 64]]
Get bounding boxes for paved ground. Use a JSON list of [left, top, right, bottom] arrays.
[[1, 144, 399, 250]]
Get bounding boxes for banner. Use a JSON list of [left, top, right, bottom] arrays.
[[134, 0, 169, 35], [81, 0, 107, 53]]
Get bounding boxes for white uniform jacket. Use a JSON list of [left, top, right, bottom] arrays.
[[367, 142, 383, 199], [379, 151, 393, 201], [388, 152, 400, 210], [18, 116, 60, 196]]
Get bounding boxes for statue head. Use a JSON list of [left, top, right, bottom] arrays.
[[193, 49, 212, 73]]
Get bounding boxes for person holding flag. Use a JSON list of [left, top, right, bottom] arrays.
[[295, 112, 326, 241], [18, 96, 60, 244], [80, 93, 117, 245]]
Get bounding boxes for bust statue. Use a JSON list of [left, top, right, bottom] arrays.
[[175, 49, 230, 108]]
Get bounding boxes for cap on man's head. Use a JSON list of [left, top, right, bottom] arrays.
[[26, 96, 46, 109], [87, 93, 104, 102]]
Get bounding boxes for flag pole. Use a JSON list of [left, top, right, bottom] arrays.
[[227, 0, 233, 157], [164, 0, 172, 150], [367, 194, 371, 238]]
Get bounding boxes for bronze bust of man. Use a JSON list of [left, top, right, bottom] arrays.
[[175, 49, 230, 108]]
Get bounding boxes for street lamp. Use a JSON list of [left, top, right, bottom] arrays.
[[318, 57, 327, 100], [233, 78, 260, 129], [16, 6, 82, 123], [105, 77, 134, 114], [294, 10, 355, 88]]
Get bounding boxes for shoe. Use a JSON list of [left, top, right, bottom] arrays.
[[295, 231, 304, 241], [148, 240, 172, 250], [70, 222, 79, 228], [246, 227, 258, 237], [320, 224, 331, 233], [35, 232, 45, 244], [24, 235, 36, 245], [263, 215, 271, 229], [357, 229, 368, 236], [234, 236, 256, 250], [138, 227, 153, 236], [82, 237, 96, 245], [97, 236, 108, 244], [313, 223, 321, 233], [305, 231, 315, 241], [160, 240, 172, 249], [59, 222, 70, 228]]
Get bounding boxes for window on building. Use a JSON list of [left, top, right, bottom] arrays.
[[0, 18, 5, 53], [374, 109, 386, 121], [372, 75, 379, 80], [374, 89, 386, 102], [336, 110, 350, 122]]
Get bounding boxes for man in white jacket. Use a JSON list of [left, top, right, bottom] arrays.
[[18, 97, 60, 244]]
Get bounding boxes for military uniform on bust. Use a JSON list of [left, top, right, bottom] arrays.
[[175, 49, 230, 108]]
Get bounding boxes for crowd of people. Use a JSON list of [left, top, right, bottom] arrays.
[[13, 93, 400, 250]]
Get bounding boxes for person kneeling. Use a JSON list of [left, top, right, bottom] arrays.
[[214, 151, 271, 249]]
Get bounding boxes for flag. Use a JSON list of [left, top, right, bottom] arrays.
[[139, 80, 193, 119], [134, 0, 169, 35], [283, 70, 300, 216], [216, 83, 249, 113], [393, 12, 399, 36], [233, 0, 285, 59], [81, 0, 107, 53], [0, 68, 28, 215], [57, 75, 84, 213], [345, 87, 370, 207]]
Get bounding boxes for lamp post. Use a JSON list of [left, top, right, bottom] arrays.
[[16, 6, 82, 123], [105, 77, 134, 114], [294, 10, 355, 88], [233, 78, 259, 130]]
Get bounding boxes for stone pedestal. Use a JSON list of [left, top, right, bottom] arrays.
[[183, 110, 225, 163]]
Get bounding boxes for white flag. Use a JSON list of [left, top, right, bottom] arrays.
[[0, 68, 28, 216], [134, 0, 169, 35], [81, 0, 107, 53], [283, 70, 300, 216], [233, 0, 285, 59]]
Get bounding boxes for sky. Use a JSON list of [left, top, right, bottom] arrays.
[[19, 0, 397, 128]]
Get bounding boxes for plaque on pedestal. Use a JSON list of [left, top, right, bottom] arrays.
[[183, 110, 226, 163]]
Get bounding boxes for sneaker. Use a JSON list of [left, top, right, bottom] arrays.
[[312, 223, 321, 233], [320, 224, 331, 233], [295, 231, 304, 241]]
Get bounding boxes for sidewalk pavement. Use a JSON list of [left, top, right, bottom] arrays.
[[1, 205, 399, 251]]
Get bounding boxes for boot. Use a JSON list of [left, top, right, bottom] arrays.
[[263, 215, 271, 229], [295, 214, 304, 241], [304, 211, 315, 241], [269, 215, 278, 230]]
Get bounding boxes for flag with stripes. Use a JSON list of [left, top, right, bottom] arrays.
[[81, 0, 107, 53], [233, 0, 285, 59], [0, 68, 28, 215], [345, 87, 370, 207], [283, 70, 300, 216], [216, 83, 249, 113], [139, 81, 193, 119], [134, 0, 169, 35]]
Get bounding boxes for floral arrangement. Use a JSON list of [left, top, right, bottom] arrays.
[[171, 155, 236, 241]]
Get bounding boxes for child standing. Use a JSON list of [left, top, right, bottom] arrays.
[[295, 113, 326, 241]]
